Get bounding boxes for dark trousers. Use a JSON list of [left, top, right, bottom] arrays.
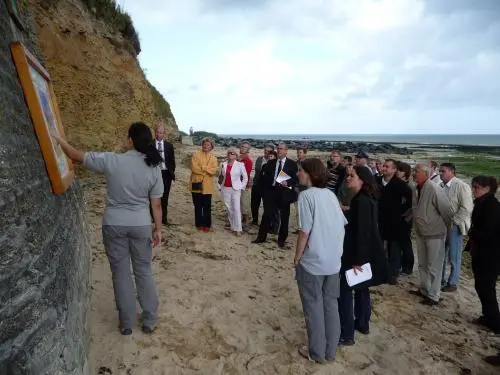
[[472, 258, 500, 331], [250, 184, 262, 224], [149, 170, 172, 224], [257, 188, 291, 243], [192, 193, 212, 228], [338, 274, 371, 341], [401, 230, 414, 274], [387, 240, 402, 281], [251, 184, 280, 231], [160, 170, 172, 223]]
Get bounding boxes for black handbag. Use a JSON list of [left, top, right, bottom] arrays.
[[191, 182, 202, 192], [217, 165, 225, 185]]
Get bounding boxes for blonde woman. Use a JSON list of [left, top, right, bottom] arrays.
[[218, 148, 248, 236], [190, 137, 218, 231]]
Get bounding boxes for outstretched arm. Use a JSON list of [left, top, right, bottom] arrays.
[[52, 133, 85, 163]]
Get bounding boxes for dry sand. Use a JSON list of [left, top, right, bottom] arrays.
[[87, 145, 500, 375]]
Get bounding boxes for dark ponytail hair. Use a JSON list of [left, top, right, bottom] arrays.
[[353, 165, 379, 199], [128, 122, 163, 167]]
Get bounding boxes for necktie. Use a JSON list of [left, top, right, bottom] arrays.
[[277, 159, 283, 175]]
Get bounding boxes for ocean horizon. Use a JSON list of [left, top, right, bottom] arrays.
[[219, 134, 500, 147]]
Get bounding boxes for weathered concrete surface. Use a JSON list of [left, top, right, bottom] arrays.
[[0, 2, 90, 374]]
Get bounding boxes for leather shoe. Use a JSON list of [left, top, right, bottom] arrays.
[[252, 239, 265, 244]]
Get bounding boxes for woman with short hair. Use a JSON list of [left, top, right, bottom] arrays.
[[190, 137, 218, 231], [294, 158, 347, 363], [467, 175, 500, 334], [52, 122, 164, 335], [217, 148, 248, 236]]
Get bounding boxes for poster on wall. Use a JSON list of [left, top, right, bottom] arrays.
[[10, 41, 74, 195]]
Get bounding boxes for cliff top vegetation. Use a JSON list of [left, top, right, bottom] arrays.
[[41, 0, 141, 55]]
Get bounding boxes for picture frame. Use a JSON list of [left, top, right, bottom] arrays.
[[5, 0, 24, 30], [10, 41, 74, 195]]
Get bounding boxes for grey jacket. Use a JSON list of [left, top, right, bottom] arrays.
[[253, 156, 266, 186], [413, 179, 453, 238]]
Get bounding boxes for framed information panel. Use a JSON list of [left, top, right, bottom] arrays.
[[10, 41, 74, 195]]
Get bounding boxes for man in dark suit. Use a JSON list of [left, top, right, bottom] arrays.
[[154, 123, 175, 225], [252, 143, 298, 248], [377, 159, 412, 284]]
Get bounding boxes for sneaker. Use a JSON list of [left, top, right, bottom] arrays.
[[142, 325, 155, 334], [338, 338, 355, 346], [441, 285, 457, 292], [120, 328, 132, 336]]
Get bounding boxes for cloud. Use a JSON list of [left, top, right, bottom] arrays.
[[117, 0, 500, 134]]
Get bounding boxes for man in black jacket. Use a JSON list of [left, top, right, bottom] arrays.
[[377, 159, 412, 284], [252, 143, 298, 248], [154, 123, 176, 225]]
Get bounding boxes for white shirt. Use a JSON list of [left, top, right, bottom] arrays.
[[273, 157, 287, 186], [442, 178, 453, 197], [156, 139, 166, 170]]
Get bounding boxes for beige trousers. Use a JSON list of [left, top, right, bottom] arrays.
[[416, 235, 446, 302], [240, 188, 251, 216]]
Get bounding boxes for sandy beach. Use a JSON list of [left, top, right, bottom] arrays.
[[87, 145, 500, 375]]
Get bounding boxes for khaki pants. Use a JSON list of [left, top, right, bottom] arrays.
[[240, 188, 251, 217], [416, 235, 446, 302]]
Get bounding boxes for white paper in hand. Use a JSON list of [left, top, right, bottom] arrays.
[[345, 263, 372, 287], [275, 170, 291, 184]]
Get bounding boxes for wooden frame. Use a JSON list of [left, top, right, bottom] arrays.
[[10, 41, 74, 195], [5, 0, 24, 30]]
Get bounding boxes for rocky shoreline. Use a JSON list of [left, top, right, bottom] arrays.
[[195, 135, 413, 155], [189, 134, 500, 156]]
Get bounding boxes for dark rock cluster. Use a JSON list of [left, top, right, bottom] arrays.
[[193, 135, 413, 156]]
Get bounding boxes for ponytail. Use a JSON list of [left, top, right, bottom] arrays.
[[128, 122, 163, 167]]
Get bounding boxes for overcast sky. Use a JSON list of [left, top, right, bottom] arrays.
[[117, 0, 500, 135]]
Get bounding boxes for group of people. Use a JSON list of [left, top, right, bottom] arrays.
[[187, 136, 500, 366], [51, 123, 500, 368]]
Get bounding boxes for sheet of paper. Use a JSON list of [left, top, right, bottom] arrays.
[[345, 263, 372, 287], [275, 170, 291, 184]]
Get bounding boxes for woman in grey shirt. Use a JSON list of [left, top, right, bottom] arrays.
[[294, 158, 347, 363], [53, 122, 164, 335]]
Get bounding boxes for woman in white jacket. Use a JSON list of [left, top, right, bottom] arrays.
[[218, 148, 248, 236]]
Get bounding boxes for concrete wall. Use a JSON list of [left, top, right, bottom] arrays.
[[0, 2, 90, 375]]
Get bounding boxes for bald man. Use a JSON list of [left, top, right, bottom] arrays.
[[153, 123, 175, 224]]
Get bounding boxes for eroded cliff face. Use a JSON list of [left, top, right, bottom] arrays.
[[30, 0, 178, 150]]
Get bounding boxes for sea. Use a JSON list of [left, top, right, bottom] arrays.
[[220, 134, 500, 147]]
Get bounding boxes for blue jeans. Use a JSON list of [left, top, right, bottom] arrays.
[[338, 273, 371, 341], [442, 224, 464, 287]]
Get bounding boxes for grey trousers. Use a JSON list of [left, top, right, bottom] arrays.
[[296, 265, 340, 361], [102, 225, 159, 329], [416, 235, 446, 302]]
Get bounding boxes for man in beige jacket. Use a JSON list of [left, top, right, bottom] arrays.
[[410, 163, 453, 305], [439, 163, 473, 292]]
